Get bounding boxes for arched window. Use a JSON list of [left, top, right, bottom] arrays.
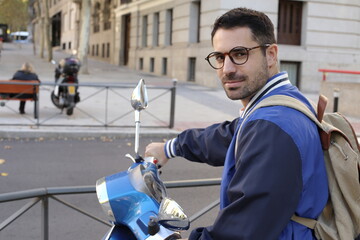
[[93, 2, 101, 33], [103, 0, 112, 30]]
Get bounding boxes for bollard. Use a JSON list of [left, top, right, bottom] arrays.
[[169, 78, 177, 129], [333, 88, 340, 112]]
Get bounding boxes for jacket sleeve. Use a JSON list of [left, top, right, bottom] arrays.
[[189, 119, 303, 240], [174, 118, 239, 166]]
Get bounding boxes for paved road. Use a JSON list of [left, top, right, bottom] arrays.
[[0, 136, 222, 239]]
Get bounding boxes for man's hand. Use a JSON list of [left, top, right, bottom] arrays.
[[145, 142, 169, 168]]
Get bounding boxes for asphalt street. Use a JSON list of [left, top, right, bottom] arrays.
[[0, 136, 222, 239]]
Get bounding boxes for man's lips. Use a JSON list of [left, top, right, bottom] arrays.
[[224, 79, 245, 88]]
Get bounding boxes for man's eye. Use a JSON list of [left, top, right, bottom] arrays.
[[214, 54, 225, 62], [231, 49, 247, 58]]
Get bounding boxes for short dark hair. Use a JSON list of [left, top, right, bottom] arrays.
[[211, 8, 276, 46]]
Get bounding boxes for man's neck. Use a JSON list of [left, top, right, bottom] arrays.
[[240, 70, 282, 108]]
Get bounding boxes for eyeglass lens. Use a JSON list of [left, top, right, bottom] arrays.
[[207, 47, 249, 69]]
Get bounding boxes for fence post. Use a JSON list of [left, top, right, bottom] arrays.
[[41, 196, 49, 240], [333, 88, 339, 112], [169, 78, 177, 129], [105, 86, 109, 127]]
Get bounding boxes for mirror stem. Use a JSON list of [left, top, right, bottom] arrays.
[[134, 110, 140, 160]]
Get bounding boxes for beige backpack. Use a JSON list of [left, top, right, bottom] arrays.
[[249, 94, 360, 240]]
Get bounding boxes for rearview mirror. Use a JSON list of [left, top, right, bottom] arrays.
[[131, 79, 148, 111], [158, 197, 190, 231]]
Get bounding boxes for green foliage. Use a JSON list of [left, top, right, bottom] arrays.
[[0, 0, 29, 32]]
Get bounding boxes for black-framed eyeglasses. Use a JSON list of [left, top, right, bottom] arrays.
[[205, 44, 271, 69]]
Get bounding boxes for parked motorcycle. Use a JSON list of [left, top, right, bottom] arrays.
[[50, 54, 81, 116], [96, 79, 190, 239]]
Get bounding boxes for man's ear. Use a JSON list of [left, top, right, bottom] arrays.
[[266, 44, 278, 68]]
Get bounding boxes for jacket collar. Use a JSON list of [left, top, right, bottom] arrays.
[[240, 71, 291, 119]]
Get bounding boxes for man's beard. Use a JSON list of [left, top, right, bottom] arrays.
[[222, 61, 269, 101]]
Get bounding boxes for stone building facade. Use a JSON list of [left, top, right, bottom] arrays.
[[32, 0, 360, 93]]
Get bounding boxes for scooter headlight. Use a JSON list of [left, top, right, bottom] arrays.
[[96, 177, 115, 223]]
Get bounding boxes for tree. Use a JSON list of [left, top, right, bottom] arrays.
[[78, 0, 91, 74], [0, 0, 29, 32], [33, 1, 45, 58], [41, 0, 52, 61]]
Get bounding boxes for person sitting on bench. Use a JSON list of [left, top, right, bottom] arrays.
[[11, 62, 40, 114]]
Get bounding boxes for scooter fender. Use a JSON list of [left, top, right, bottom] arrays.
[[54, 84, 60, 97], [100, 164, 163, 239]]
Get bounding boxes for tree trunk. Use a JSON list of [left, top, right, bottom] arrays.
[[78, 0, 91, 74], [35, 2, 44, 59], [42, 0, 52, 61]]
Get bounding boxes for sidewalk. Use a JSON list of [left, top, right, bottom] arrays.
[[0, 42, 240, 138], [0, 42, 359, 138]]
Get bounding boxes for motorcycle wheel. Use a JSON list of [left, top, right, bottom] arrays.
[[66, 107, 74, 116], [51, 91, 61, 109]]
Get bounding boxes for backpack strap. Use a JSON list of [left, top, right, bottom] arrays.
[[246, 95, 323, 129], [248, 94, 348, 150], [290, 215, 317, 229]]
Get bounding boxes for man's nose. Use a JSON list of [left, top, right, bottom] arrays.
[[222, 55, 237, 74]]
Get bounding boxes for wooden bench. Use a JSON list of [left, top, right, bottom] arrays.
[[0, 80, 40, 118]]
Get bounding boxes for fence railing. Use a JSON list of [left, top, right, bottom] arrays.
[[0, 80, 177, 128], [0, 178, 221, 240]]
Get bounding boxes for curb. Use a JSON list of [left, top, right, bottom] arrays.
[[0, 127, 180, 139]]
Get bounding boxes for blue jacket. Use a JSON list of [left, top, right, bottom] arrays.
[[165, 72, 328, 239]]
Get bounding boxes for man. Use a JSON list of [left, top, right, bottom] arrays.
[[145, 8, 328, 239]]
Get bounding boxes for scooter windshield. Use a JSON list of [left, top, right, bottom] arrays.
[[129, 162, 167, 203]]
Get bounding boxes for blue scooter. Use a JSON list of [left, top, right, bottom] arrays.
[[96, 79, 190, 239]]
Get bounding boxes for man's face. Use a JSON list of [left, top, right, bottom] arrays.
[[212, 27, 271, 104]]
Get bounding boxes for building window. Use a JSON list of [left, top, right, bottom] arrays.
[[150, 57, 155, 72], [102, 43, 105, 58], [106, 43, 110, 58], [96, 44, 99, 56], [280, 61, 301, 87], [277, 0, 303, 45], [139, 58, 144, 70], [188, 57, 196, 82], [51, 12, 61, 47], [165, 9, 173, 46], [93, 2, 101, 33], [62, 43, 66, 50], [162, 58, 167, 75], [104, 0, 112, 30], [189, 1, 201, 43], [68, 42, 71, 50], [153, 12, 159, 47], [121, 0, 131, 4], [142, 15, 148, 47]]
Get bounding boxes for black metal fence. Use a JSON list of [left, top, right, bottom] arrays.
[[0, 80, 177, 128], [0, 178, 221, 240]]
